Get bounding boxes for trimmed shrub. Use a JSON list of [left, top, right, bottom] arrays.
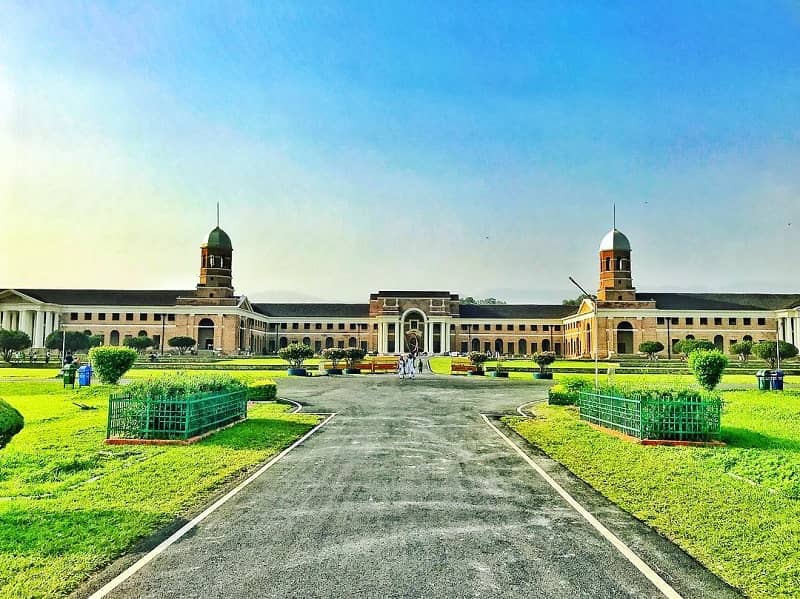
[[124, 336, 153, 352], [248, 379, 277, 401], [344, 347, 366, 369], [45, 331, 91, 352], [533, 351, 556, 374], [123, 373, 247, 400], [638, 341, 664, 360], [468, 352, 488, 368], [321, 347, 347, 369], [675, 339, 716, 357], [752, 340, 799, 369], [688, 349, 729, 391], [279, 343, 315, 369], [730, 340, 753, 362], [88, 346, 138, 384], [0, 329, 32, 362], [168, 336, 196, 354], [548, 377, 591, 405], [0, 398, 24, 449]]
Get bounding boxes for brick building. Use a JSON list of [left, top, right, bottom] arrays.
[[1, 226, 799, 358]]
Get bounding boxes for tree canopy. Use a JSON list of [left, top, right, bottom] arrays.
[[279, 343, 314, 368], [45, 331, 91, 353], [751, 340, 799, 368], [168, 336, 196, 354], [0, 330, 32, 362], [123, 336, 153, 352]]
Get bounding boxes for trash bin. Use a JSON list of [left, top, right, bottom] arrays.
[[756, 370, 772, 391], [770, 370, 784, 391], [63, 364, 77, 389], [78, 364, 92, 387]]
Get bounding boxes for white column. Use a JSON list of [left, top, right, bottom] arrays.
[[20, 310, 33, 339], [44, 311, 53, 338], [53, 312, 60, 333], [0, 311, 7, 329], [33, 310, 45, 348], [378, 322, 385, 354], [397, 319, 404, 354], [13, 311, 19, 331], [444, 321, 451, 353], [794, 316, 800, 347], [424, 321, 432, 353]]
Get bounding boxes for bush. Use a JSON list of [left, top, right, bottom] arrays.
[[730, 341, 753, 362], [247, 379, 277, 402], [0, 398, 24, 449], [87, 335, 103, 348], [88, 346, 138, 384], [638, 341, 664, 360], [533, 351, 556, 373], [675, 339, 716, 357], [0, 329, 32, 362], [752, 340, 799, 369], [548, 377, 591, 405], [124, 373, 247, 400], [688, 349, 729, 391], [468, 351, 488, 367], [344, 347, 366, 369], [321, 347, 347, 369], [124, 336, 153, 352], [168, 336, 196, 354], [279, 343, 314, 369]]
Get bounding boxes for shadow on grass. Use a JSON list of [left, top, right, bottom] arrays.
[[721, 426, 800, 450], [200, 417, 316, 450]]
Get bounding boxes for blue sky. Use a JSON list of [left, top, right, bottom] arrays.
[[1, 2, 799, 302]]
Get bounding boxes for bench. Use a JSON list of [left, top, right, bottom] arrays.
[[451, 362, 476, 375]]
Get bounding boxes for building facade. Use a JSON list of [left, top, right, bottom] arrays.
[[2, 226, 799, 358]]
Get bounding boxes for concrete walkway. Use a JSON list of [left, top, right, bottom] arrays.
[[93, 376, 738, 598]]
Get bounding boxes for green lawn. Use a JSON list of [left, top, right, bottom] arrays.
[[505, 390, 800, 598], [0, 380, 320, 598]]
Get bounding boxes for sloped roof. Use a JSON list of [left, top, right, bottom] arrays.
[[369, 291, 458, 299], [637, 293, 800, 311], [12, 289, 193, 306], [253, 303, 371, 318], [459, 304, 577, 319]]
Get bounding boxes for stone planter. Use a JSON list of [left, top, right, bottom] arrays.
[[344, 368, 361, 375], [533, 372, 553, 380], [326, 368, 343, 375], [287, 368, 308, 377]]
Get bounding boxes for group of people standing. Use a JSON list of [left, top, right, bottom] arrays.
[[398, 352, 426, 380]]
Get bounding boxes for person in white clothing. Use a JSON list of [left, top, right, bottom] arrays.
[[406, 353, 416, 379], [397, 355, 406, 379]]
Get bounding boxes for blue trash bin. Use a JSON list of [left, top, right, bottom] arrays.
[[770, 370, 784, 391], [78, 365, 92, 387]]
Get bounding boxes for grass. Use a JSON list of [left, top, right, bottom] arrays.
[[505, 389, 800, 598], [0, 379, 320, 598]]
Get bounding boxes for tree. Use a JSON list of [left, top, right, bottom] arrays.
[[278, 342, 314, 369], [730, 340, 753, 362], [168, 336, 196, 354], [533, 351, 557, 374], [0, 330, 32, 362], [45, 331, 91, 353], [562, 294, 590, 307], [344, 347, 366, 369], [88, 346, 138, 384], [752, 340, 799, 369], [688, 349, 728, 391], [638, 341, 664, 360], [87, 335, 103, 348], [124, 336, 153, 353], [468, 351, 488, 372], [675, 339, 715, 358], [0, 398, 24, 449], [322, 347, 347, 369]]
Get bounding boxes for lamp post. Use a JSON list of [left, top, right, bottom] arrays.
[[160, 313, 166, 355], [569, 277, 599, 390]]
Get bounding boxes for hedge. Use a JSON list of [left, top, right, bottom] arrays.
[[247, 380, 278, 402], [0, 398, 24, 449]]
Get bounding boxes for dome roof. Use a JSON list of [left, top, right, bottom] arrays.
[[599, 228, 631, 252], [206, 227, 232, 250]]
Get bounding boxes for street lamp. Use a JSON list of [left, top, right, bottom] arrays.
[[569, 276, 599, 390]]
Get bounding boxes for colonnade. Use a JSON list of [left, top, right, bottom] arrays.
[[0, 309, 61, 348], [376, 319, 451, 354], [779, 316, 800, 347]]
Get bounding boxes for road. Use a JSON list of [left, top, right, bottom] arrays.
[[93, 375, 738, 598]]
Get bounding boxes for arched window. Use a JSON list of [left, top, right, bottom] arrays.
[[138, 330, 148, 337], [325, 337, 334, 349], [109, 330, 120, 346], [279, 336, 288, 348], [616, 321, 634, 354], [471, 338, 480, 352], [713, 335, 724, 350], [743, 335, 753, 342], [83, 330, 92, 336], [198, 318, 215, 350], [494, 338, 503, 353], [518, 339, 527, 355], [302, 337, 311, 346], [685, 334, 695, 340], [605, 257, 611, 271], [348, 337, 357, 347], [542, 339, 551, 352]]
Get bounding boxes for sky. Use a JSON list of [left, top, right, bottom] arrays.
[[1, 1, 799, 303]]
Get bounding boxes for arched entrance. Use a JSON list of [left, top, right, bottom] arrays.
[[109, 330, 120, 346], [471, 338, 480, 352], [198, 318, 215, 350], [714, 335, 724, 351], [402, 309, 427, 354], [494, 338, 503, 354], [616, 321, 634, 354], [542, 339, 551, 352], [518, 339, 527, 355]]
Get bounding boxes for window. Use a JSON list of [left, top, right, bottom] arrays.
[[70, 312, 78, 321], [730, 339, 737, 347], [472, 324, 479, 330], [292, 323, 299, 330], [728, 318, 737, 326], [315, 323, 322, 330], [99, 313, 106, 321], [554, 325, 561, 331], [531, 324, 538, 331], [167, 314, 175, 322], [484, 324, 491, 331], [495, 324, 502, 331], [714, 318, 722, 326], [139, 313, 147, 321], [154, 314, 162, 321], [338, 323, 345, 330], [461, 324, 469, 331], [83, 312, 92, 320], [125, 313, 133, 321], [327, 323, 333, 330], [112, 313, 120, 321], [506, 324, 514, 331], [519, 324, 526, 331], [757, 318, 766, 326], [152, 334, 161, 348], [685, 317, 694, 325], [657, 317, 665, 325], [543, 325, 550, 331], [304, 323, 310, 330], [350, 323, 356, 330], [743, 318, 751, 326], [700, 317, 708, 325], [281, 323, 287, 330]]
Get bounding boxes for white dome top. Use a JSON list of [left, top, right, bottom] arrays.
[[599, 229, 631, 252]]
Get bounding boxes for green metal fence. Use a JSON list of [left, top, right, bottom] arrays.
[[107, 389, 248, 441], [578, 390, 722, 441]]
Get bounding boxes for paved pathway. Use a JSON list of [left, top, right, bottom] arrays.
[[95, 376, 738, 598]]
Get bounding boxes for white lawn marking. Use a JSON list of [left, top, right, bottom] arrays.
[[480, 414, 683, 599], [88, 412, 336, 599], [515, 400, 541, 417], [280, 397, 303, 413]]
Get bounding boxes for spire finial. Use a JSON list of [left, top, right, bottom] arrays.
[[216, 202, 219, 228], [613, 203, 616, 229]]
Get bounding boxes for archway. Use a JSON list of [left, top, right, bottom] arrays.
[[401, 309, 427, 354], [198, 318, 215, 350], [494, 338, 503, 354], [348, 337, 357, 347], [743, 335, 753, 343], [109, 330, 120, 346], [518, 339, 527, 355], [616, 321, 634, 354], [471, 338, 480, 352], [713, 335, 724, 351], [279, 336, 288, 348], [302, 337, 311, 346], [542, 339, 551, 352], [325, 337, 334, 349], [685, 334, 695, 340]]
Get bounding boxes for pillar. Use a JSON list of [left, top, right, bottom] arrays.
[[33, 310, 45, 348], [53, 312, 60, 333], [20, 310, 33, 339], [397, 319, 404, 354], [0, 311, 8, 329]]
